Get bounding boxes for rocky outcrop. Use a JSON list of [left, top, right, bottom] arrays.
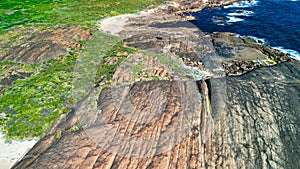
[[211, 32, 292, 76], [12, 80, 205, 169], [0, 26, 92, 63], [12, 62, 300, 169], [99, 7, 292, 78]]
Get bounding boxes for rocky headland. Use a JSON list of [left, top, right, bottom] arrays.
[[3, 0, 299, 168]]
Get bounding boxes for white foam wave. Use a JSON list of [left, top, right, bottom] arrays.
[[242, 36, 300, 62], [224, 0, 259, 9], [227, 16, 244, 23], [273, 47, 300, 62], [248, 36, 267, 45], [228, 10, 254, 16]]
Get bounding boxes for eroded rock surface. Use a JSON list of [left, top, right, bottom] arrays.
[[220, 62, 300, 168], [12, 80, 208, 169], [12, 63, 300, 169], [99, 4, 291, 78], [0, 26, 92, 63]]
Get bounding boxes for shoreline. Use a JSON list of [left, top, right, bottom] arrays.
[[99, 0, 295, 76], [188, 0, 300, 62]]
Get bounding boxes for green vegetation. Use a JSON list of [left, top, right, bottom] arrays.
[[0, 32, 137, 140], [99, 41, 137, 80], [54, 130, 62, 140], [67, 123, 83, 133], [72, 32, 136, 101], [0, 0, 164, 33], [0, 61, 41, 75], [132, 65, 143, 74], [0, 56, 76, 139]]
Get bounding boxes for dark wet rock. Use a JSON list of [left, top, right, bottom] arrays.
[[213, 15, 225, 20], [211, 32, 293, 76], [212, 32, 265, 60], [262, 46, 291, 61], [149, 21, 198, 28], [214, 21, 227, 25], [211, 32, 283, 60]]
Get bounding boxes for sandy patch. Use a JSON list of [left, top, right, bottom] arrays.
[[97, 10, 154, 36], [0, 133, 37, 169]]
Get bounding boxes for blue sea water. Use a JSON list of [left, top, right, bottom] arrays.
[[190, 0, 300, 61]]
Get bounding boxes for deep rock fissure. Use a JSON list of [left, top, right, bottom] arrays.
[[204, 79, 212, 105]]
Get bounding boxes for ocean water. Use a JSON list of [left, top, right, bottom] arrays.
[[190, 0, 300, 61]]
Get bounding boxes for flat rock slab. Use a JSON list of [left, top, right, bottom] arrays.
[[205, 62, 300, 168], [13, 80, 207, 169], [12, 63, 300, 169]]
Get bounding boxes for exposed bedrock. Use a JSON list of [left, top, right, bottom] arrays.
[[12, 62, 300, 169], [222, 62, 300, 169], [0, 26, 92, 63], [99, 9, 292, 78], [211, 32, 292, 76]]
